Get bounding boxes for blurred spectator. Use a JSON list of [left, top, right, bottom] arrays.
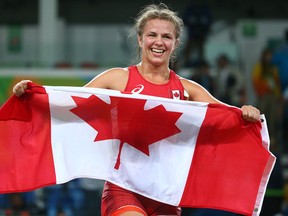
[[0, 192, 38, 216], [284, 88, 288, 150], [214, 54, 246, 107], [179, 1, 213, 68], [182, 208, 241, 216], [252, 48, 282, 147], [272, 29, 288, 152], [79, 179, 104, 216], [272, 29, 288, 93], [0, 194, 9, 214], [261, 143, 284, 216], [45, 180, 84, 216], [190, 60, 215, 95], [282, 179, 288, 215]]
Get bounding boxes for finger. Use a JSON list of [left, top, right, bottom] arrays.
[[241, 105, 260, 122], [13, 80, 31, 97]]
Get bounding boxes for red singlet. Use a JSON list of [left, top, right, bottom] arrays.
[[101, 65, 185, 216], [124, 65, 186, 100]]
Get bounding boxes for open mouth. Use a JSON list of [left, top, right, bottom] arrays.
[[151, 48, 165, 54]]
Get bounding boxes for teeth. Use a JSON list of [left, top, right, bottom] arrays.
[[152, 49, 164, 53]]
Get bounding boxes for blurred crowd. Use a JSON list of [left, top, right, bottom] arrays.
[[1, 2, 288, 216], [0, 179, 104, 216]]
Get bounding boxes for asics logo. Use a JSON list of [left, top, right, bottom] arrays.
[[131, 84, 144, 94]]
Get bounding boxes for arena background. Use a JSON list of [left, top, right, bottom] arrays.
[[0, 0, 287, 215]]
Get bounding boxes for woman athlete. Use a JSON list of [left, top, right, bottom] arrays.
[[13, 3, 260, 216]]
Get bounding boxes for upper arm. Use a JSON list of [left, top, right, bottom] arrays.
[[180, 78, 222, 104], [85, 68, 129, 91]]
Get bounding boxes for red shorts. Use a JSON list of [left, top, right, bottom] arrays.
[[101, 181, 181, 216]]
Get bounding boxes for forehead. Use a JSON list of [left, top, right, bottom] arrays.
[[143, 18, 175, 34]]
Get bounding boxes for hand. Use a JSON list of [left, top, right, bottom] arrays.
[[12, 80, 31, 97], [241, 105, 260, 122]]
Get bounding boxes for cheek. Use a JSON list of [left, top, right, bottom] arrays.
[[166, 41, 177, 52], [141, 39, 154, 49]]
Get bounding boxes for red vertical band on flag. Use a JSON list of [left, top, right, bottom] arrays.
[[0, 83, 56, 193], [180, 104, 271, 215]]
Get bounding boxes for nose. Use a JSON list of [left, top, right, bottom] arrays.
[[154, 35, 163, 45]]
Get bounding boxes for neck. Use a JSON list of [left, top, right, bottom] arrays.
[[136, 63, 170, 84], [137, 62, 170, 80]]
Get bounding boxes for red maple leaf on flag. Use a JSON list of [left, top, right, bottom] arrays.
[[70, 94, 183, 169]]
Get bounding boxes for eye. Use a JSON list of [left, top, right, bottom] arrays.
[[146, 31, 156, 37], [163, 34, 172, 39]]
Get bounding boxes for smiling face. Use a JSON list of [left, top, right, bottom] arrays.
[[138, 18, 179, 67]]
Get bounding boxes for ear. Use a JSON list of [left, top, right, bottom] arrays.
[[137, 35, 143, 48]]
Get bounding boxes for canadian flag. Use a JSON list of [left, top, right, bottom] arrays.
[[0, 83, 275, 216]]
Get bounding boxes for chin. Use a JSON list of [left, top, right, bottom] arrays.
[[150, 58, 167, 66]]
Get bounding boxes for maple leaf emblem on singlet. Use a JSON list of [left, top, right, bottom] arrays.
[[172, 90, 180, 99]]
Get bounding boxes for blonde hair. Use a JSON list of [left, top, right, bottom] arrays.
[[135, 3, 183, 39]]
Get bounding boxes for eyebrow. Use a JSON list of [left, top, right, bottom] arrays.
[[147, 31, 174, 36]]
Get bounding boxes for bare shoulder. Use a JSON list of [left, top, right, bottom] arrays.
[[179, 76, 202, 93], [179, 77, 220, 103], [85, 67, 129, 91]]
